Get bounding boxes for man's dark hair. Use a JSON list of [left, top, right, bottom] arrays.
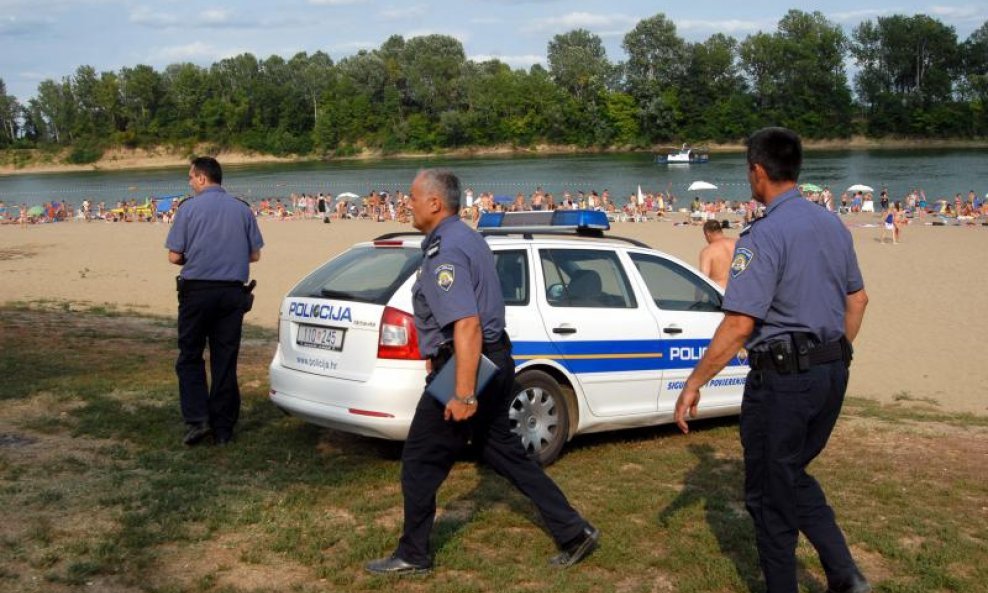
[[418, 168, 460, 212], [191, 156, 223, 185], [745, 127, 801, 182], [702, 220, 723, 234]]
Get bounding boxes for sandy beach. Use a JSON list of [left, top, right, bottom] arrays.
[[2, 213, 985, 415]]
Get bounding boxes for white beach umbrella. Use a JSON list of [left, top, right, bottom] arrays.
[[847, 184, 874, 193], [688, 181, 718, 191], [337, 192, 361, 200]]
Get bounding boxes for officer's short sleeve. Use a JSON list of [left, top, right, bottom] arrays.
[[245, 209, 264, 251], [165, 207, 188, 252], [844, 233, 864, 293], [721, 231, 778, 320], [422, 245, 479, 330]]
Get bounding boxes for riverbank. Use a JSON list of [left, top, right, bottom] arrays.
[[4, 136, 988, 176]]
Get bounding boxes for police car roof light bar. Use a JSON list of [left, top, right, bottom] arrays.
[[477, 210, 610, 235]]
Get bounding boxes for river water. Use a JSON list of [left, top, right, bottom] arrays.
[[1, 149, 986, 208]]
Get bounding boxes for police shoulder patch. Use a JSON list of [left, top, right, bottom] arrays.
[[730, 247, 754, 279], [435, 263, 455, 291]]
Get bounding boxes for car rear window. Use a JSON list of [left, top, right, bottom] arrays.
[[289, 245, 423, 304]]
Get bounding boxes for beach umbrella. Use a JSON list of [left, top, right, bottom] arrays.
[[337, 192, 361, 200], [847, 184, 874, 193], [27, 205, 44, 216], [799, 183, 823, 193], [687, 181, 718, 191]]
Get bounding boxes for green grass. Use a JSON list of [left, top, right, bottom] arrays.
[[1, 306, 986, 592]]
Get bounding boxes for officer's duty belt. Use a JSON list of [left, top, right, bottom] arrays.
[[430, 333, 511, 371], [182, 279, 245, 289], [748, 334, 848, 374]]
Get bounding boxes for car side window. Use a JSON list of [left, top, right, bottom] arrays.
[[494, 250, 529, 306], [540, 248, 637, 308], [629, 253, 722, 312]]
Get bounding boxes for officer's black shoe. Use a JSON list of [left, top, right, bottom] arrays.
[[365, 554, 431, 576], [182, 423, 212, 446], [549, 525, 600, 568], [214, 432, 233, 447], [827, 572, 872, 593]]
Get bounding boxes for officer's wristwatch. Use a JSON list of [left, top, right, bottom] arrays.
[[455, 394, 478, 406]]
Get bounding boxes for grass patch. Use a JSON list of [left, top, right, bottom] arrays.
[[1, 306, 986, 592]]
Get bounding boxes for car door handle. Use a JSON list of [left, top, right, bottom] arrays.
[[663, 326, 683, 335], [552, 326, 577, 335]]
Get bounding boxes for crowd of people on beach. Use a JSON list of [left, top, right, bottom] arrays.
[[2, 185, 986, 230]]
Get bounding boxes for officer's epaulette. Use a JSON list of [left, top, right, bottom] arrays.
[[235, 196, 251, 208], [739, 215, 764, 236], [175, 195, 195, 208]]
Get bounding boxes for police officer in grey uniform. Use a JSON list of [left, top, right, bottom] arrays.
[[673, 128, 870, 593], [166, 157, 264, 446], [366, 169, 599, 576]]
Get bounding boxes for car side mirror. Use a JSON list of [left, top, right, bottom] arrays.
[[547, 283, 565, 302]]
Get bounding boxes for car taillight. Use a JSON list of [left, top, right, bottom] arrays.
[[378, 306, 422, 360]]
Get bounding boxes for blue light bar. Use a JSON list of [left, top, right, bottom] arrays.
[[477, 210, 610, 233]]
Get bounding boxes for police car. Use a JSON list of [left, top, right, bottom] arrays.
[[269, 211, 747, 464]]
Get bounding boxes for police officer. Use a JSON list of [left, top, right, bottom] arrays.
[[673, 128, 870, 593], [165, 157, 264, 446], [366, 169, 599, 576]]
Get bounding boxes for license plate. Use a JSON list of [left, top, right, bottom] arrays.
[[296, 324, 346, 351]]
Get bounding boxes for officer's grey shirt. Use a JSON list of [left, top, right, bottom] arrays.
[[412, 215, 505, 357], [165, 186, 264, 283], [722, 188, 864, 349]]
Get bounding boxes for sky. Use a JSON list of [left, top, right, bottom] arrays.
[[1, 0, 986, 103]]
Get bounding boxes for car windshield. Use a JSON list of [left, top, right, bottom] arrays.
[[289, 245, 422, 304]]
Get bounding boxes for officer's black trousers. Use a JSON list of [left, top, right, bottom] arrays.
[[396, 348, 586, 565], [741, 361, 860, 593], [176, 285, 245, 436]]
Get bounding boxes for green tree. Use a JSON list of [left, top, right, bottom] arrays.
[[547, 29, 613, 102], [32, 78, 76, 144], [401, 35, 465, 116], [851, 14, 962, 134], [740, 10, 852, 137], [119, 64, 164, 141], [0, 78, 20, 146]]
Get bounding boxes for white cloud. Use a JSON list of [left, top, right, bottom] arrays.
[[18, 71, 53, 81], [0, 14, 54, 35], [147, 42, 247, 64], [469, 53, 545, 68], [675, 19, 770, 34], [929, 4, 987, 21], [524, 12, 639, 33], [469, 16, 503, 25], [129, 6, 261, 29], [827, 8, 895, 22], [380, 5, 427, 20]]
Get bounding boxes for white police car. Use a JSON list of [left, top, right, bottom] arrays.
[[269, 211, 747, 464]]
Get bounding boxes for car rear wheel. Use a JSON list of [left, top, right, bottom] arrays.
[[508, 371, 571, 465]]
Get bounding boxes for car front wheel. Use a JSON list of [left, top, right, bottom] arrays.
[[508, 371, 571, 465]]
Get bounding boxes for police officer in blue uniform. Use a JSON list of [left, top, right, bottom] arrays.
[[366, 169, 599, 576], [166, 157, 264, 446], [673, 129, 871, 593]]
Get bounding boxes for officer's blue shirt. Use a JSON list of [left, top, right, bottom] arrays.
[[165, 186, 264, 283], [722, 188, 864, 349], [412, 215, 505, 357]]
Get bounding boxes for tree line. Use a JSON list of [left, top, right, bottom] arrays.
[[0, 10, 986, 162]]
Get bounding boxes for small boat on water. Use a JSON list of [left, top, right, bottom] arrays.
[[656, 144, 709, 164]]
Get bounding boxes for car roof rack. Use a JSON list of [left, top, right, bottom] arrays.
[[478, 210, 650, 248]]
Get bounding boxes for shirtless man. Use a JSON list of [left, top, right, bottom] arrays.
[[699, 220, 737, 289]]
